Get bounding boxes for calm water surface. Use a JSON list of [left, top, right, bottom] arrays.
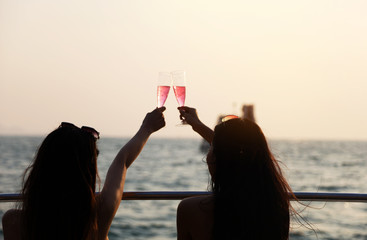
[[1, 136, 367, 239]]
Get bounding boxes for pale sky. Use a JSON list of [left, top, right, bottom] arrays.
[[1, 0, 366, 140]]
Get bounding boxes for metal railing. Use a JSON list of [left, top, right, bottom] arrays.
[[1, 192, 367, 202]]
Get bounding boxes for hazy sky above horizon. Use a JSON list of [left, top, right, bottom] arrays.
[[1, 0, 367, 140]]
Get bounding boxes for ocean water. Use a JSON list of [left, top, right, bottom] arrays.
[[1, 136, 367, 239]]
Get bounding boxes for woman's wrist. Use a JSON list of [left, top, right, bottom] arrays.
[[138, 124, 154, 138]]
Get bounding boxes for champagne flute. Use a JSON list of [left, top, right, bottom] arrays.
[[157, 72, 171, 108], [172, 70, 187, 124]]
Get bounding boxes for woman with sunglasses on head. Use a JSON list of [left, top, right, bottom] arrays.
[[176, 106, 296, 240], [2, 107, 166, 240]]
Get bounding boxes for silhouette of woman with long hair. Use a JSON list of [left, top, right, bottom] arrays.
[[177, 106, 295, 240], [2, 107, 166, 240]]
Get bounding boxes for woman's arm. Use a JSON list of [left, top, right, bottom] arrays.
[[97, 107, 166, 238], [178, 107, 214, 143]]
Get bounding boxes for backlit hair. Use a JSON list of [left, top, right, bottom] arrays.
[[20, 126, 99, 240], [211, 118, 293, 240]]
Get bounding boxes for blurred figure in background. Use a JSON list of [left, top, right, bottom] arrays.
[[242, 104, 255, 122]]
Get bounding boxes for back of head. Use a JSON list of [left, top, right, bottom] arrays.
[[211, 118, 291, 240], [21, 126, 99, 240]]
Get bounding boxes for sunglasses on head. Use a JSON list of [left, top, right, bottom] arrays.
[[221, 115, 239, 123], [60, 122, 100, 140]]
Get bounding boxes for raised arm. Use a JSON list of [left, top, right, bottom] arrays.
[[97, 107, 166, 238], [178, 106, 214, 143]]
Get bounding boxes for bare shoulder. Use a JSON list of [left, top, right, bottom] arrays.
[[179, 195, 213, 207], [2, 209, 22, 240], [2, 209, 21, 225], [178, 195, 214, 217], [177, 195, 214, 240]]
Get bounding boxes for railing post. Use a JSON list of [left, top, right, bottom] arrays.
[[1, 192, 367, 202]]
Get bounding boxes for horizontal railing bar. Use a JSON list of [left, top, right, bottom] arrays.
[[1, 192, 367, 202]]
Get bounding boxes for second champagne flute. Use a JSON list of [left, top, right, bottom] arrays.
[[172, 70, 187, 124]]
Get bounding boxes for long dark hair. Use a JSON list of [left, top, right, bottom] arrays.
[[20, 126, 99, 240], [211, 118, 293, 240]]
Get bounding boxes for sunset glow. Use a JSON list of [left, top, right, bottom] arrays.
[[1, 0, 366, 140]]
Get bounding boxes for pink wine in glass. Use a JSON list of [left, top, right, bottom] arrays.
[[157, 85, 170, 107], [173, 86, 186, 107]]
